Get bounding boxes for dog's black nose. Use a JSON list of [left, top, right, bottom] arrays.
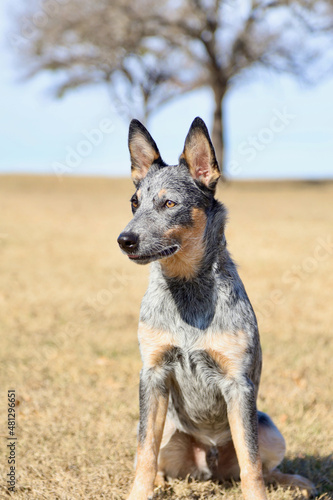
[[117, 232, 139, 252]]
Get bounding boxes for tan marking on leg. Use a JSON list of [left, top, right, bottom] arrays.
[[160, 415, 177, 449], [154, 470, 165, 487], [160, 207, 207, 280], [196, 330, 249, 378], [228, 406, 267, 500], [150, 345, 174, 366], [138, 321, 175, 368], [207, 348, 246, 378], [128, 393, 169, 500]]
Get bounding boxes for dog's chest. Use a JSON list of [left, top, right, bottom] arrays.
[[168, 354, 231, 445], [138, 320, 248, 376], [138, 321, 234, 438]]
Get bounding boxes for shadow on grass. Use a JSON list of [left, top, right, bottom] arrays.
[[280, 454, 333, 497]]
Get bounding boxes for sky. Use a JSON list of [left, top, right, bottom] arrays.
[[1, 1, 333, 181]]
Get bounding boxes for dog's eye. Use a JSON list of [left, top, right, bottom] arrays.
[[131, 198, 138, 209], [165, 200, 176, 208]]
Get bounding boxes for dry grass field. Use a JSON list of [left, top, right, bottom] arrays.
[[0, 175, 332, 499]]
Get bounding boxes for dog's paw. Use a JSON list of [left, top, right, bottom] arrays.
[[265, 470, 317, 498]]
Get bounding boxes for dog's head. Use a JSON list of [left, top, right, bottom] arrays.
[[117, 117, 222, 280]]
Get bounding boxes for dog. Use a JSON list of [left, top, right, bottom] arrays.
[[117, 117, 315, 500]]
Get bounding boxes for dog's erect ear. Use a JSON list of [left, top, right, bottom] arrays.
[[181, 117, 220, 190], [128, 119, 163, 186]]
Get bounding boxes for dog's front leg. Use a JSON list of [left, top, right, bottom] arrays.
[[226, 379, 267, 500], [128, 369, 169, 500]]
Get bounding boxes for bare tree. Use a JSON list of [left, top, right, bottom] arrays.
[[10, 0, 333, 172], [10, 0, 200, 121]]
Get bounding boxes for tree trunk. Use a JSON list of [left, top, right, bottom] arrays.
[[142, 97, 149, 126], [211, 85, 226, 178]]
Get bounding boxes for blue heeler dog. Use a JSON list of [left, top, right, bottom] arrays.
[[117, 118, 315, 500]]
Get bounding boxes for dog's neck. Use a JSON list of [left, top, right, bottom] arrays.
[[150, 202, 230, 330]]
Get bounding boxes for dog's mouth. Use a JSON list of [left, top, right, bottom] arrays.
[[128, 245, 179, 263]]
